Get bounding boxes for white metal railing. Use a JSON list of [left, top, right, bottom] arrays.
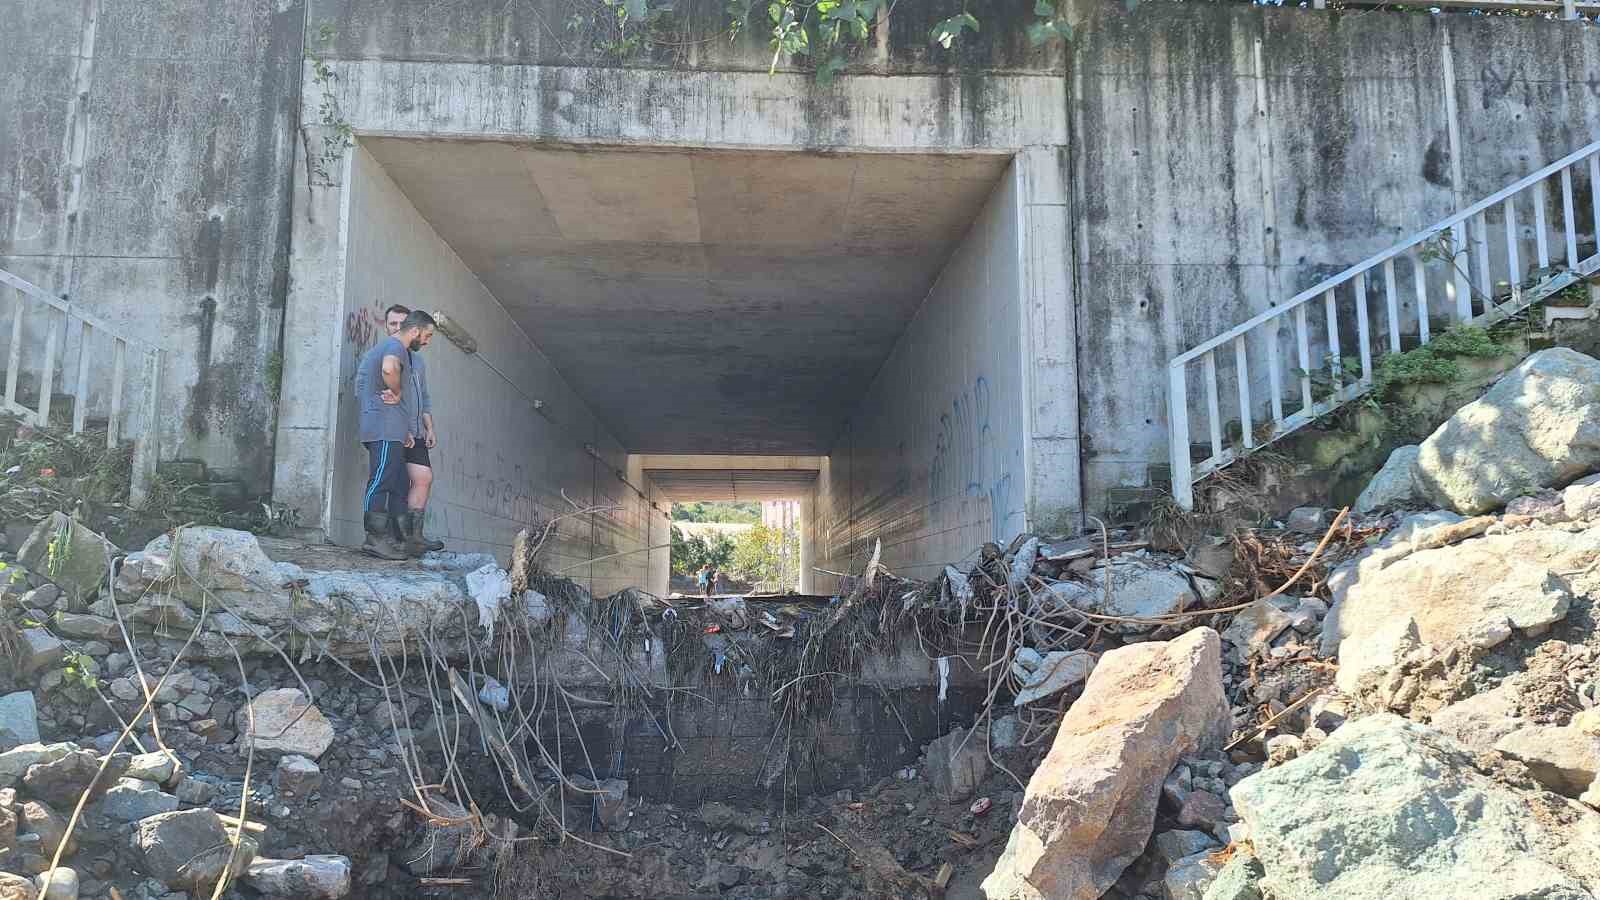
[[0, 268, 163, 506], [1169, 139, 1600, 509]]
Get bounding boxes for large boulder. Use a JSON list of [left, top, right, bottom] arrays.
[[16, 513, 118, 604], [113, 527, 482, 658], [1232, 714, 1600, 898], [1355, 445, 1422, 513], [1322, 526, 1596, 657], [1414, 347, 1600, 514], [982, 629, 1230, 900], [133, 808, 257, 892]]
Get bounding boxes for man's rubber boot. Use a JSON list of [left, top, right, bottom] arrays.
[[396, 511, 426, 558], [363, 512, 407, 561], [410, 508, 445, 553]]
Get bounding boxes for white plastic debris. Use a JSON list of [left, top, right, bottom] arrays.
[[938, 656, 952, 702], [465, 564, 513, 640], [478, 676, 510, 712], [523, 589, 552, 626]]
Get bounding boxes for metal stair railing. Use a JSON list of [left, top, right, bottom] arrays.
[[0, 267, 164, 506], [1168, 138, 1600, 510]]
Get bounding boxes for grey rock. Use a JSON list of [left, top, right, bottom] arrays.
[[1176, 790, 1227, 831], [1325, 527, 1589, 660], [133, 809, 257, 892], [0, 744, 75, 784], [1284, 507, 1331, 534], [172, 776, 219, 806], [1565, 479, 1600, 522], [1414, 348, 1600, 514], [274, 755, 322, 796], [0, 692, 39, 753], [924, 727, 989, 801], [1355, 445, 1422, 514], [98, 777, 179, 822], [1220, 603, 1292, 663], [1201, 854, 1264, 900], [1153, 830, 1219, 865], [17, 513, 118, 604], [1165, 850, 1224, 900], [244, 855, 351, 899], [990, 715, 1024, 750], [49, 614, 115, 641], [1011, 650, 1096, 706], [22, 750, 125, 806], [396, 797, 473, 876], [125, 752, 180, 786], [20, 586, 59, 613], [30, 869, 75, 900], [16, 630, 64, 677], [1082, 561, 1204, 632], [1231, 714, 1600, 898]]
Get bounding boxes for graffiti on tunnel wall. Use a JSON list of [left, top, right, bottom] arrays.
[[928, 376, 1022, 544]]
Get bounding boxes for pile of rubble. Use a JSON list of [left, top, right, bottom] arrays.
[[3, 346, 1600, 900]]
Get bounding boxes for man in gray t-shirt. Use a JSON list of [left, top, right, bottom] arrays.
[[353, 310, 435, 559], [385, 305, 444, 555]]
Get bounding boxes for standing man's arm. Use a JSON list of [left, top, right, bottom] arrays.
[[419, 356, 437, 449], [382, 352, 414, 447]]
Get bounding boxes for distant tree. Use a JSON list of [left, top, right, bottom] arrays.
[[729, 524, 800, 590], [671, 501, 761, 524], [671, 524, 736, 575]]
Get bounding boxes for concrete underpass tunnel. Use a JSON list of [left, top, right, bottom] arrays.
[[280, 136, 1077, 598]]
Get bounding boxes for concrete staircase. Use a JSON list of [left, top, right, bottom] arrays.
[[1168, 139, 1600, 509]]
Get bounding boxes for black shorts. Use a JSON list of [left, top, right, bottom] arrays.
[[404, 442, 431, 467]]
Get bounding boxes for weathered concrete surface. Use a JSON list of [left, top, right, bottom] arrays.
[[1067, 0, 1600, 515], [1, 0, 302, 484]]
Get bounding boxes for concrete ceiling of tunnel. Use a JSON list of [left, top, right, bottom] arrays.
[[647, 468, 819, 502], [362, 138, 1011, 455]]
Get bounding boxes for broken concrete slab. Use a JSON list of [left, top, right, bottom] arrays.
[[924, 727, 990, 801], [1232, 714, 1600, 898], [1011, 650, 1096, 707], [113, 527, 497, 658], [982, 629, 1230, 900]]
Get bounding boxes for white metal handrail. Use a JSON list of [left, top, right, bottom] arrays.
[[1169, 138, 1600, 509], [0, 267, 163, 505]]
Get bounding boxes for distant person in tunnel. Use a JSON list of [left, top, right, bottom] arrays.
[[386, 304, 446, 556], [355, 310, 436, 559]]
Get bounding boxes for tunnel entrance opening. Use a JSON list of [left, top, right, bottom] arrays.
[[289, 133, 1074, 604]]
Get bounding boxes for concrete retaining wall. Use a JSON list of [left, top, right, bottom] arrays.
[[1, 0, 302, 484], [1068, 0, 1600, 515], [335, 145, 664, 592]]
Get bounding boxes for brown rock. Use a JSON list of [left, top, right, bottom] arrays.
[[981, 629, 1230, 900], [19, 802, 74, 859], [1494, 725, 1600, 797]]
